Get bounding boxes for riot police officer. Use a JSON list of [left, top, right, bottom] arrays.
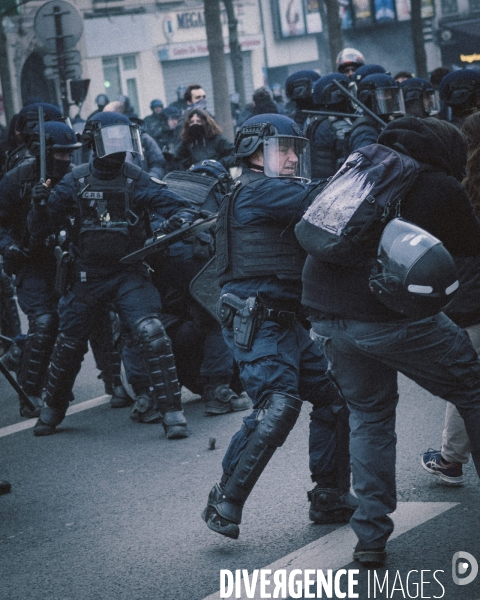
[[28, 111, 196, 439], [345, 73, 405, 154], [284, 70, 321, 126], [439, 69, 480, 128], [400, 77, 440, 119], [201, 114, 355, 540], [4, 103, 64, 175], [0, 121, 81, 417], [305, 73, 354, 179]]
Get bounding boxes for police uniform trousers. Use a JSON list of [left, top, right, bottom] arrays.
[[221, 319, 346, 489]]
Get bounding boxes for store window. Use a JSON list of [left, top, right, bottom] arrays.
[[441, 0, 458, 13], [102, 54, 140, 114]]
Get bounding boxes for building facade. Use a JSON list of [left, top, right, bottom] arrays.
[[1, 0, 478, 126]]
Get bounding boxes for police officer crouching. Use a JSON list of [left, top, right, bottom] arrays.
[[201, 115, 355, 540], [28, 111, 196, 439]]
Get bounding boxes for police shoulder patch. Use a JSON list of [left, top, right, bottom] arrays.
[[150, 177, 167, 186]]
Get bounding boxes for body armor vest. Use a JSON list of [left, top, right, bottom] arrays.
[[72, 162, 150, 263], [216, 171, 307, 286]]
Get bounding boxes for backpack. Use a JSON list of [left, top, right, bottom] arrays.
[[294, 143, 425, 267]]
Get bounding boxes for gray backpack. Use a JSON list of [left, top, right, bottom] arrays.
[[295, 143, 424, 266]]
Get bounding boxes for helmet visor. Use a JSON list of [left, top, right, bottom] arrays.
[[263, 136, 311, 182], [93, 124, 143, 159], [423, 90, 441, 115], [375, 87, 405, 116]]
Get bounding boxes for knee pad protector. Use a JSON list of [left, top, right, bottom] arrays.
[[256, 392, 303, 448], [133, 315, 170, 355]]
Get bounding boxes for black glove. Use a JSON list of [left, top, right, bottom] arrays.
[[156, 214, 186, 235], [3, 244, 28, 276], [31, 182, 51, 206]]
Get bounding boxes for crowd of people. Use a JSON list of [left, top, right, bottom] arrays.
[[1, 47, 480, 568]]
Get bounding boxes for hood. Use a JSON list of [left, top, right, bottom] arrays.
[[378, 116, 467, 180]]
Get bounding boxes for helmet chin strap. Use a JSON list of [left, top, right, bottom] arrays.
[[246, 160, 264, 172]]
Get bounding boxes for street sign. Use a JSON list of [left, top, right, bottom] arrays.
[[44, 66, 59, 79], [34, 0, 83, 53], [43, 49, 81, 68], [65, 64, 82, 79]]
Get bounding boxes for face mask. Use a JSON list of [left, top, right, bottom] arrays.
[[191, 98, 207, 111], [189, 124, 205, 140], [94, 152, 127, 171], [51, 158, 71, 180]]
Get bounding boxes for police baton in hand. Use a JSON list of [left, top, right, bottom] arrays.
[[37, 105, 47, 206], [330, 79, 387, 129]]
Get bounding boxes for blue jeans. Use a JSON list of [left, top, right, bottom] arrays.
[[312, 313, 480, 549], [221, 320, 343, 487]]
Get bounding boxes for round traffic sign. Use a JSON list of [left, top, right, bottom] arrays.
[[34, 0, 83, 53]]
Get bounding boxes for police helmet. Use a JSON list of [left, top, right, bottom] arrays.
[[336, 48, 366, 74], [150, 99, 164, 110], [439, 69, 480, 108], [234, 114, 310, 182], [17, 103, 64, 137], [312, 73, 351, 108], [351, 64, 387, 84], [82, 111, 143, 159], [357, 73, 405, 117], [400, 77, 440, 116], [95, 94, 109, 108], [30, 121, 81, 154], [164, 106, 182, 120], [369, 218, 459, 319], [285, 70, 321, 101]]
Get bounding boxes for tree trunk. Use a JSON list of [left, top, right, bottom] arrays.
[[204, 0, 234, 141], [323, 0, 344, 72], [223, 0, 246, 108], [410, 0, 427, 79], [0, 19, 15, 124]]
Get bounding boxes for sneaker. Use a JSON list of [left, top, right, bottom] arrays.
[[308, 487, 358, 524], [421, 449, 464, 486], [353, 543, 386, 566], [201, 505, 240, 539], [204, 384, 251, 416], [33, 419, 56, 437]]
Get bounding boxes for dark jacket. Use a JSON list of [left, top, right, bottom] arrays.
[[302, 117, 480, 322], [305, 116, 352, 179], [174, 135, 236, 171], [345, 115, 383, 155], [27, 158, 193, 277]]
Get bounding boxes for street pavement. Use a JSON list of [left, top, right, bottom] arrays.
[[1, 347, 479, 600]]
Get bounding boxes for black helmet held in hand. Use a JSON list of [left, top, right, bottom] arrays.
[[369, 218, 459, 319]]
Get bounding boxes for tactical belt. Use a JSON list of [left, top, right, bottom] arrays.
[[217, 293, 297, 351]]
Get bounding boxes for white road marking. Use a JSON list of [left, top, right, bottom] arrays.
[[201, 502, 458, 600], [0, 395, 111, 438]]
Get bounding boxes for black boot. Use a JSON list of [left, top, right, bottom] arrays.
[[307, 486, 358, 524], [201, 479, 241, 539], [16, 314, 58, 419]]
